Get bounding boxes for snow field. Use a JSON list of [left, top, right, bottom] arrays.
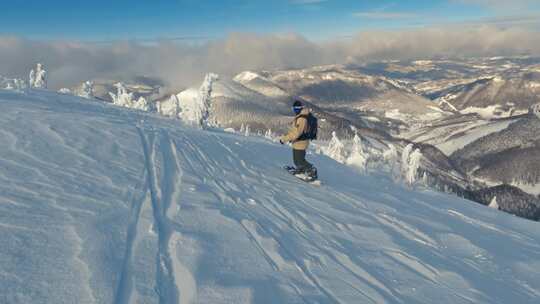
[[1, 90, 540, 303]]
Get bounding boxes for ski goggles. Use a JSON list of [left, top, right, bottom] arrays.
[[292, 106, 304, 112]]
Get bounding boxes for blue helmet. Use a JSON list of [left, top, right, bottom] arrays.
[[292, 100, 303, 115]]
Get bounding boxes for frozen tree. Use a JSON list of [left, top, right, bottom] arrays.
[[199, 73, 219, 126], [29, 63, 47, 88], [531, 103, 540, 119], [405, 148, 423, 185], [326, 131, 346, 163], [3, 78, 27, 91], [134, 96, 151, 111], [264, 129, 273, 139], [383, 144, 398, 163], [157, 94, 181, 118], [401, 144, 414, 179], [109, 82, 151, 112], [78, 81, 94, 99], [346, 132, 367, 171], [383, 143, 399, 178], [110, 83, 133, 107], [489, 196, 499, 210], [421, 172, 429, 186], [178, 73, 218, 128]]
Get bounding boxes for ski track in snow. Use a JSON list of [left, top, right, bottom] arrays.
[[136, 126, 199, 304], [2, 90, 540, 304]]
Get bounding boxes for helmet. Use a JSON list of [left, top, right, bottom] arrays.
[[292, 100, 303, 115]]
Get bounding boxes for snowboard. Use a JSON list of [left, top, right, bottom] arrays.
[[284, 166, 321, 185]]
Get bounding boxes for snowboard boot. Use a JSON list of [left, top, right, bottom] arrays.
[[307, 167, 318, 180]]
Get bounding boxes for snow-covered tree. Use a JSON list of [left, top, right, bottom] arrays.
[[325, 131, 346, 163], [29, 63, 47, 89], [78, 81, 94, 99], [157, 94, 181, 118], [489, 196, 499, 210], [422, 172, 429, 185], [346, 132, 367, 171], [401, 144, 414, 179], [177, 73, 218, 128], [383, 144, 398, 163], [531, 103, 540, 119], [264, 129, 273, 139], [3, 78, 27, 91], [383, 143, 399, 178], [244, 124, 251, 137], [405, 148, 423, 185], [109, 82, 151, 112]]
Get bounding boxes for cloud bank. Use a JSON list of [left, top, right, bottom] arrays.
[[1, 25, 539, 90]]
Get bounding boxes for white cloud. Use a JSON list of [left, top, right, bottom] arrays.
[[1, 25, 539, 90]]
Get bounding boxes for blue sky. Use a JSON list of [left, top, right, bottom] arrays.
[[1, 0, 539, 41]]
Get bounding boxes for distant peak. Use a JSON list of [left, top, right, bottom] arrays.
[[233, 71, 261, 83]]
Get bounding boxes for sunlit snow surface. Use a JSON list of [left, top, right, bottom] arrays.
[[1, 89, 540, 304]]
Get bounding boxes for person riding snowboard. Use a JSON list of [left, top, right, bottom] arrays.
[[280, 100, 318, 180]]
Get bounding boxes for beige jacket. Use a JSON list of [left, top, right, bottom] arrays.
[[280, 108, 310, 150]]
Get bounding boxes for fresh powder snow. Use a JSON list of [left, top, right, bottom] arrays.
[[1, 89, 540, 304]]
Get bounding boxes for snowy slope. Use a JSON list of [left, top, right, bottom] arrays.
[[404, 116, 519, 155], [267, 65, 447, 124], [2, 89, 540, 304]]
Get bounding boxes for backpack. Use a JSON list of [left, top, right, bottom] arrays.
[[298, 113, 318, 141]]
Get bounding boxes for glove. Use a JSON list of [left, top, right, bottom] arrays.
[[279, 139, 284, 145]]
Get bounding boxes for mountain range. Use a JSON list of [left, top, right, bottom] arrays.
[[4, 56, 539, 221]]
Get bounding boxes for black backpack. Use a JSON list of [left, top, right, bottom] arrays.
[[298, 113, 318, 141]]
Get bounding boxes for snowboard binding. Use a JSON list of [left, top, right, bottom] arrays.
[[284, 166, 318, 182]]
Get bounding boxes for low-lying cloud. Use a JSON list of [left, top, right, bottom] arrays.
[[1, 25, 539, 90]]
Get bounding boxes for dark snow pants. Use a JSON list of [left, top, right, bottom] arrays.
[[293, 149, 313, 172]]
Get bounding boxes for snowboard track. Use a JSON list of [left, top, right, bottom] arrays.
[[134, 126, 190, 304], [178, 135, 399, 304]]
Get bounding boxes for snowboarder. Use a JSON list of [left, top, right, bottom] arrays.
[[280, 100, 318, 181]]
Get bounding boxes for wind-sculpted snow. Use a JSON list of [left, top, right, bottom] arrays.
[[1, 90, 540, 303]]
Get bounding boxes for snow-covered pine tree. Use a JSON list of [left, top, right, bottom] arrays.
[[383, 143, 399, 178], [109, 82, 151, 111], [29, 63, 47, 89], [326, 131, 346, 163], [346, 132, 367, 171], [3, 78, 27, 91], [133, 96, 151, 112], [244, 125, 250, 137], [406, 148, 423, 185], [422, 172, 429, 186], [264, 129, 273, 139], [531, 103, 540, 119], [157, 94, 181, 118], [489, 196, 499, 210], [29, 70, 35, 88], [401, 143, 414, 180], [15, 79, 27, 90], [110, 82, 133, 107], [78, 81, 94, 99], [177, 73, 219, 128], [196, 73, 219, 127]]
